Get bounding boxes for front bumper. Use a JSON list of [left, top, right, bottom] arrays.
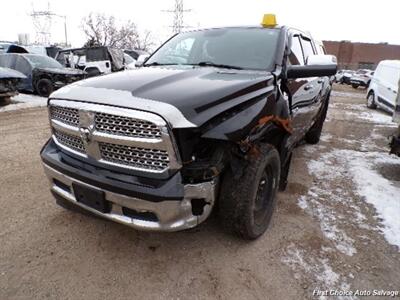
[[41, 140, 217, 231], [350, 79, 369, 86]]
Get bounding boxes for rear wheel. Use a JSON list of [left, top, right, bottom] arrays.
[[219, 144, 280, 239], [36, 78, 54, 97], [367, 92, 377, 109]]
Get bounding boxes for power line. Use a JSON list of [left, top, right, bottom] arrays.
[[162, 0, 191, 34], [30, 2, 68, 46]]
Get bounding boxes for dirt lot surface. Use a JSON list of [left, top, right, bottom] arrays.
[[1, 85, 399, 299]]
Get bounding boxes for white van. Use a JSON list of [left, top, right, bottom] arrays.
[[367, 60, 400, 113]]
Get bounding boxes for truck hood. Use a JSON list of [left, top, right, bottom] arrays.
[[50, 66, 275, 128], [35, 67, 86, 76]]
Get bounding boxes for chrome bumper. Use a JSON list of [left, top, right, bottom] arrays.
[[43, 164, 217, 232]]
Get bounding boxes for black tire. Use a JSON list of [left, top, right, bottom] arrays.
[[0, 96, 11, 106], [367, 91, 377, 109], [305, 96, 329, 144], [85, 68, 101, 78], [36, 78, 54, 97], [219, 144, 281, 240], [352, 84, 359, 89]]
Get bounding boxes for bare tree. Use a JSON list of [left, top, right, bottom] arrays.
[[81, 13, 155, 51]]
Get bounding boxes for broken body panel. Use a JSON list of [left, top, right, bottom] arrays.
[[41, 25, 335, 231]]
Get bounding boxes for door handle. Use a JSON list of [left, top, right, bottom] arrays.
[[317, 79, 324, 84], [304, 85, 313, 91]]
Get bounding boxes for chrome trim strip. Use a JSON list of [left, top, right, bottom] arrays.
[[50, 86, 196, 128], [43, 163, 216, 231]]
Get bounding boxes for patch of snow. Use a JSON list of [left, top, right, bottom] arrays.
[[302, 146, 400, 251], [0, 93, 47, 112], [331, 91, 365, 99], [343, 150, 400, 249], [282, 244, 354, 300]]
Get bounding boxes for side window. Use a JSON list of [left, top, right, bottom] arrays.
[[15, 56, 31, 75], [289, 36, 304, 65], [300, 38, 315, 63]]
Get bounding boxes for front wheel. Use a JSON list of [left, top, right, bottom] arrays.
[[219, 144, 280, 239], [36, 78, 54, 97], [367, 92, 377, 109]]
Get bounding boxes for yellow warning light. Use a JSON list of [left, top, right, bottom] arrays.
[[261, 14, 277, 27]]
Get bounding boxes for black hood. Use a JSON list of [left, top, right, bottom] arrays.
[[52, 66, 275, 128]]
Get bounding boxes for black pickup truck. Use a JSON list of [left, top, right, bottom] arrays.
[[40, 17, 337, 239]]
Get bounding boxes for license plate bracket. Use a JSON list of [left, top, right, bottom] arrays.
[[72, 183, 110, 213]]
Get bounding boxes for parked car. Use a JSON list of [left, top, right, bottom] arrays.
[[338, 69, 355, 84], [124, 49, 149, 60], [56, 46, 125, 77], [40, 15, 337, 239], [367, 60, 400, 114], [389, 74, 400, 156], [0, 53, 86, 97], [0, 41, 13, 54], [0, 67, 26, 104], [350, 69, 374, 88], [6, 44, 62, 58]]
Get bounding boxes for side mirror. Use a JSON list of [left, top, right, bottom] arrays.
[[287, 54, 337, 79], [135, 54, 150, 67]]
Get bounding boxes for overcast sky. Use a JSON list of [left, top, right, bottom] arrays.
[[1, 0, 399, 48]]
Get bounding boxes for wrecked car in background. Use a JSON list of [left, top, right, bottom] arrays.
[[350, 69, 374, 88], [0, 67, 26, 104], [0, 53, 85, 97], [40, 15, 337, 240], [56, 46, 125, 77]]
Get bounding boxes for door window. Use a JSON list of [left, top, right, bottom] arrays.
[[300, 38, 315, 64], [289, 36, 304, 65]]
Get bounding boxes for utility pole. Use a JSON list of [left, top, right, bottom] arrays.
[[30, 2, 68, 46], [163, 0, 191, 34]]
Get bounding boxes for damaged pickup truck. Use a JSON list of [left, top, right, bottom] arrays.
[[40, 16, 337, 239]]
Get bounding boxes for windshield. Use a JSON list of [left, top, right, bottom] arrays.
[[146, 28, 280, 70], [26, 55, 63, 69], [124, 53, 135, 64]]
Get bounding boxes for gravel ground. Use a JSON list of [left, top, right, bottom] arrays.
[[0, 85, 399, 300]]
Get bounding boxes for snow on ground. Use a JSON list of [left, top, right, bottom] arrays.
[[0, 93, 47, 112], [345, 150, 400, 248], [331, 91, 365, 99], [301, 145, 400, 251], [282, 244, 354, 300]]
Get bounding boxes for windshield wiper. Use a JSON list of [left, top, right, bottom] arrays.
[[191, 61, 243, 70], [143, 62, 180, 67]]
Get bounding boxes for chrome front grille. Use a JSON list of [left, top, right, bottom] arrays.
[[48, 100, 180, 176], [95, 112, 162, 139], [50, 106, 79, 127], [99, 142, 169, 171], [54, 129, 85, 154]]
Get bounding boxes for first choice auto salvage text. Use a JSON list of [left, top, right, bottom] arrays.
[[313, 289, 399, 297]]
